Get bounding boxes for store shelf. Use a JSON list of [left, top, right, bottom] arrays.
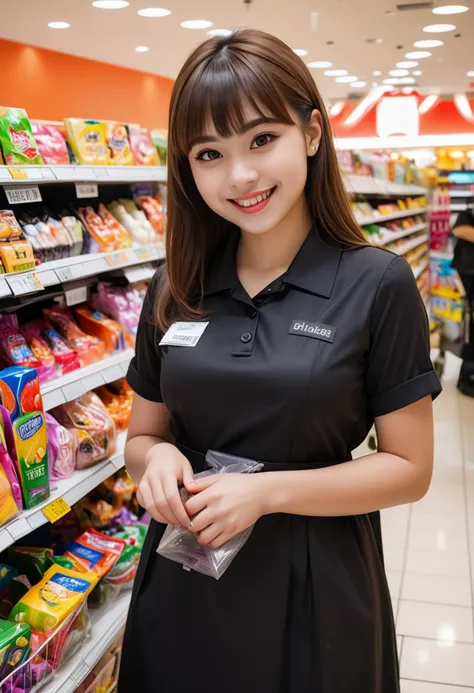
[[449, 190, 474, 198], [41, 349, 134, 410], [451, 203, 468, 211], [393, 233, 429, 257], [373, 222, 427, 246], [412, 259, 429, 281], [49, 591, 131, 693], [0, 242, 164, 299], [0, 165, 167, 185], [0, 431, 126, 554], [357, 208, 427, 226], [431, 249, 454, 261], [345, 174, 426, 196]]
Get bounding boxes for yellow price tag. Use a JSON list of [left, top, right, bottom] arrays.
[[8, 168, 28, 180], [42, 497, 71, 523]]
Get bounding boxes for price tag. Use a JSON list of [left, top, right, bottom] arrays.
[[6, 272, 43, 296], [75, 182, 98, 199], [65, 285, 88, 306], [70, 660, 89, 686], [0, 279, 12, 298], [4, 185, 42, 205], [42, 497, 72, 524], [56, 266, 74, 283], [8, 167, 28, 180], [134, 247, 151, 261]]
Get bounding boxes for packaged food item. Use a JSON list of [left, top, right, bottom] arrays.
[[136, 195, 164, 236], [118, 198, 155, 242], [105, 523, 146, 588], [78, 206, 117, 253], [74, 306, 126, 354], [25, 319, 80, 375], [0, 240, 36, 273], [0, 620, 31, 680], [0, 211, 22, 242], [151, 128, 168, 166], [106, 122, 134, 166], [0, 367, 50, 509], [107, 200, 149, 246], [9, 565, 97, 634], [0, 405, 23, 525], [95, 382, 132, 430], [59, 213, 85, 256], [48, 600, 90, 671], [0, 108, 43, 165], [0, 315, 42, 370], [127, 124, 159, 166], [45, 413, 77, 481], [64, 529, 126, 578], [17, 212, 56, 264], [44, 305, 105, 367], [31, 122, 69, 165], [92, 283, 141, 337], [64, 119, 108, 166], [43, 212, 74, 258], [97, 203, 132, 248], [50, 392, 117, 469], [21, 323, 57, 384]]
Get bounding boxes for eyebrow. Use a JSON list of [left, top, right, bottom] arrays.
[[189, 117, 284, 149]]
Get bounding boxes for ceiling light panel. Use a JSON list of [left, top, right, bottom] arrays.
[[405, 51, 432, 59], [293, 49, 308, 56], [335, 75, 357, 83], [92, 0, 129, 7], [390, 69, 409, 76], [48, 21, 70, 28], [324, 69, 348, 76], [432, 5, 469, 14], [181, 19, 213, 29], [413, 39, 444, 47], [423, 23, 456, 31], [137, 7, 171, 16], [397, 61, 419, 68]]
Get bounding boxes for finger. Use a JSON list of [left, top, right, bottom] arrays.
[[188, 508, 214, 534], [197, 523, 223, 546], [163, 479, 191, 528], [185, 488, 212, 517], [149, 478, 182, 526], [137, 481, 169, 524], [185, 475, 220, 494], [181, 463, 195, 489], [209, 533, 229, 550]]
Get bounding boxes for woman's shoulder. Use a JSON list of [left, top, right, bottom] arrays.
[[340, 243, 418, 293]]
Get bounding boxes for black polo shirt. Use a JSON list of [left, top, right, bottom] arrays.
[[127, 226, 441, 466]]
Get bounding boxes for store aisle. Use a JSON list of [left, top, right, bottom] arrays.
[[378, 352, 474, 691]]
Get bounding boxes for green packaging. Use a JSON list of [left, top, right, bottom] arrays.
[[0, 107, 43, 165], [0, 620, 31, 680]]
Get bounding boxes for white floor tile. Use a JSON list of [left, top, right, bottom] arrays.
[[382, 505, 411, 529], [401, 637, 474, 687], [401, 680, 474, 692], [407, 528, 469, 554], [401, 573, 472, 608], [384, 545, 406, 572], [382, 525, 408, 550], [410, 511, 467, 533], [397, 600, 474, 644], [386, 570, 403, 599], [405, 548, 470, 578]]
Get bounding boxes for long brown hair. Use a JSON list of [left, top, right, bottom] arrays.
[[157, 28, 366, 330]]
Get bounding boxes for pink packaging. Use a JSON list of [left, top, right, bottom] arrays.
[[92, 283, 140, 337], [31, 122, 69, 165], [0, 315, 42, 371], [21, 323, 57, 384], [0, 404, 23, 517], [45, 413, 77, 481]]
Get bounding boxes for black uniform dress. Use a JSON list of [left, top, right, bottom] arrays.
[[119, 226, 441, 693]]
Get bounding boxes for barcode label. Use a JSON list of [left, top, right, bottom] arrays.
[[173, 334, 199, 345], [4, 185, 42, 204], [160, 321, 209, 348]]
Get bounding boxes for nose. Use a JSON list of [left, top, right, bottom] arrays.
[[228, 158, 258, 191]]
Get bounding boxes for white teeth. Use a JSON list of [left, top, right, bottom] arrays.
[[234, 189, 273, 207]]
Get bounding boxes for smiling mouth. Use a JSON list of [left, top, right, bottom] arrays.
[[230, 187, 276, 208]]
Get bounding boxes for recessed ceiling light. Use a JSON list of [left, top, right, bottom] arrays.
[[137, 7, 171, 16], [390, 69, 409, 76], [293, 49, 308, 56], [136, 46, 149, 52], [467, 70, 474, 77], [92, 0, 129, 7], [48, 21, 70, 28], [405, 51, 432, 59], [207, 29, 232, 38], [383, 78, 400, 85], [432, 5, 468, 14], [181, 19, 213, 29], [324, 69, 348, 76], [373, 70, 382, 76], [423, 23, 456, 32], [413, 39, 444, 47], [413, 70, 423, 76], [397, 60, 418, 68], [399, 77, 416, 84], [351, 81, 367, 88], [307, 61, 333, 68], [335, 75, 357, 83]]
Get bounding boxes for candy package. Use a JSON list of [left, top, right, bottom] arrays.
[[74, 306, 126, 354], [21, 323, 57, 384], [45, 413, 77, 481], [106, 123, 134, 166], [0, 405, 23, 519], [0, 211, 22, 242], [64, 529, 126, 578], [127, 124, 159, 166], [26, 319, 80, 375], [97, 204, 131, 249], [95, 382, 132, 430], [92, 283, 141, 337], [78, 206, 117, 253], [50, 392, 117, 469], [107, 200, 151, 245], [64, 119, 108, 166], [31, 122, 69, 165], [44, 306, 105, 367], [0, 108, 43, 165], [136, 196, 164, 236], [0, 620, 31, 681], [0, 315, 41, 370], [157, 451, 263, 579]]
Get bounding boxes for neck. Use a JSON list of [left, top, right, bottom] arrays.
[[237, 194, 311, 275]]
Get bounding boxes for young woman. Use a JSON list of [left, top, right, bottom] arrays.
[[119, 29, 441, 693]]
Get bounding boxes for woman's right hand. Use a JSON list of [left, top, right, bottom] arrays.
[[136, 442, 195, 527]]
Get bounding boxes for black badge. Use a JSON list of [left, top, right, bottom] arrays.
[[289, 320, 336, 343]]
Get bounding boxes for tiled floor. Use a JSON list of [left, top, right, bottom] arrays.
[[356, 352, 474, 691]]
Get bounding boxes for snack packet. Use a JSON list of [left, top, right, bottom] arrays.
[[157, 451, 263, 579], [0, 211, 23, 242], [106, 123, 134, 166], [64, 119, 108, 166], [45, 413, 77, 481], [21, 323, 57, 384], [74, 306, 126, 354], [31, 122, 69, 165], [127, 124, 159, 166], [64, 529, 126, 578], [0, 108, 43, 165], [0, 315, 42, 370], [43, 305, 105, 367], [25, 319, 80, 375]]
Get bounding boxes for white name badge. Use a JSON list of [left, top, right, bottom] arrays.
[[160, 321, 209, 348]]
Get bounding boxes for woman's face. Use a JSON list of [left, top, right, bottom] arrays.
[[188, 105, 321, 236]]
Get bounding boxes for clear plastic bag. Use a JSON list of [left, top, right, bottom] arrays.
[[157, 450, 263, 580]]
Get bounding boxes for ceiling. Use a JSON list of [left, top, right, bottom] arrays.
[[1, 0, 473, 99]]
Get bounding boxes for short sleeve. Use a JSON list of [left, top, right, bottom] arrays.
[[366, 256, 441, 417], [126, 269, 164, 402], [453, 209, 473, 228]]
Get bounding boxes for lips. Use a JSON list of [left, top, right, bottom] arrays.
[[229, 187, 276, 214]]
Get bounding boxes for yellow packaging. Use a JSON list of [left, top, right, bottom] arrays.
[[9, 565, 98, 633], [106, 123, 134, 166], [0, 240, 35, 273], [64, 119, 108, 165]]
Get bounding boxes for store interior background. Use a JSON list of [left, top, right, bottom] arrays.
[[1, 1, 474, 692]]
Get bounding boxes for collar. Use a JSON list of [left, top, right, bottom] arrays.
[[203, 225, 342, 299]]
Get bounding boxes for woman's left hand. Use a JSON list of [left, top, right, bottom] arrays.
[[184, 474, 267, 548]]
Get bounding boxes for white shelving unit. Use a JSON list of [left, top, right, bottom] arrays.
[[344, 174, 426, 196], [413, 259, 429, 281], [355, 208, 427, 226], [449, 189, 474, 198], [0, 165, 167, 184], [375, 222, 427, 247], [393, 233, 429, 257], [450, 202, 468, 212]]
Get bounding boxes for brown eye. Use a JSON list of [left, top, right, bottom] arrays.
[[251, 134, 276, 149]]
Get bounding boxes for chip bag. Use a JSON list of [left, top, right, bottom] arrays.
[[127, 124, 159, 166], [106, 122, 134, 166], [64, 529, 126, 578], [31, 122, 69, 165], [64, 119, 108, 166], [0, 315, 42, 370], [74, 306, 126, 354], [0, 108, 43, 165], [25, 319, 80, 375], [43, 305, 105, 367]]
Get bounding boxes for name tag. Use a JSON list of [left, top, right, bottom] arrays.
[[289, 320, 336, 343], [160, 321, 209, 347]]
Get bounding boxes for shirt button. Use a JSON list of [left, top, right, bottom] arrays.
[[255, 297, 264, 305], [240, 332, 252, 343], [249, 310, 257, 319]]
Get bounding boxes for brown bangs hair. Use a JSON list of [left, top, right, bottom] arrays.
[[156, 28, 367, 330]]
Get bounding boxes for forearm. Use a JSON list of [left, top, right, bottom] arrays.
[[453, 225, 474, 243], [260, 451, 431, 517], [125, 435, 169, 486]]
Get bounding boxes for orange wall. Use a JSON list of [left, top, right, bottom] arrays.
[[0, 38, 173, 130]]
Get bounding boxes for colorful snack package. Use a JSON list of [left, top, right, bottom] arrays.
[[78, 206, 117, 253], [0, 407, 22, 526], [59, 213, 85, 256], [47, 601, 90, 671], [104, 524, 146, 588], [0, 108, 43, 165], [107, 200, 149, 246], [21, 323, 57, 385], [45, 413, 77, 481], [127, 124, 159, 166], [44, 305, 105, 367], [151, 128, 168, 166], [64, 119, 108, 166], [0, 211, 23, 242], [18, 212, 56, 264], [92, 283, 140, 337], [118, 198, 155, 242], [74, 306, 126, 354], [64, 529, 126, 578], [106, 122, 134, 166], [0, 315, 42, 370], [136, 196, 164, 236], [9, 565, 97, 634], [95, 383, 132, 431], [7, 548, 55, 586], [97, 203, 132, 248], [27, 319, 80, 375], [0, 240, 36, 274], [31, 122, 69, 165], [0, 620, 31, 681], [50, 391, 117, 469]]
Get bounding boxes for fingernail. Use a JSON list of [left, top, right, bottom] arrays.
[[188, 521, 195, 532]]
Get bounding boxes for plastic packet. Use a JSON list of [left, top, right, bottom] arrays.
[[157, 450, 263, 579], [45, 413, 77, 481]]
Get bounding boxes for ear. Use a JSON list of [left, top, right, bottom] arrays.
[[306, 109, 322, 157]]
